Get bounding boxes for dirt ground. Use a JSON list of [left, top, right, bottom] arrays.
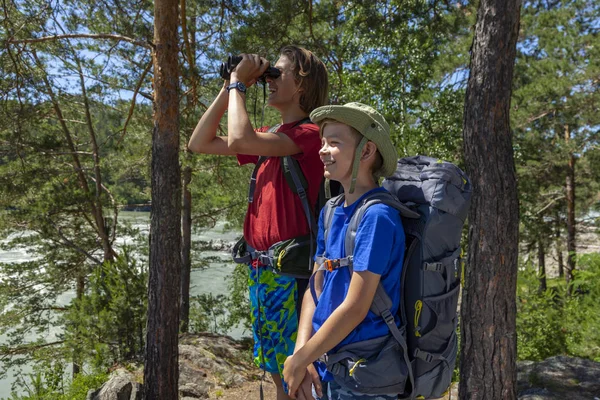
[[210, 378, 277, 400], [212, 379, 459, 400]]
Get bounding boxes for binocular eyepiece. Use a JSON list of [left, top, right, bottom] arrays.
[[219, 55, 281, 83]]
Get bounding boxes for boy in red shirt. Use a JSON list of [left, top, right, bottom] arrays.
[[188, 46, 328, 400]]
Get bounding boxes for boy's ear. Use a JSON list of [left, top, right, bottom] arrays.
[[361, 141, 378, 161]]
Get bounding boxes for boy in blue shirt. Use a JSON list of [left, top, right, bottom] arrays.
[[282, 103, 404, 400]]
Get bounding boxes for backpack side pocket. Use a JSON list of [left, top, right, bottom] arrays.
[[325, 333, 409, 395]]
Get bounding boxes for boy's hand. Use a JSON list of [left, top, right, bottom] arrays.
[[282, 354, 308, 399], [297, 363, 323, 400], [230, 54, 269, 87]]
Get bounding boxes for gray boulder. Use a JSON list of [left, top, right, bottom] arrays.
[[87, 333, 259, 399], [86, 368, 142, 400], [517, 356, 600, 399]]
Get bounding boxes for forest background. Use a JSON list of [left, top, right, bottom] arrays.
[[0, 0, 599, 398]]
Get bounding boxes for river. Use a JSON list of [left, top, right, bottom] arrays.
[[0, 211, 245, 398]]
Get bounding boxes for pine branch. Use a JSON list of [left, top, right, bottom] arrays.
[[536, 195, 566, 215], [74, 54, 116, 261], [55, 226, 103, 266], [0, 341, 65, 356], [117, 59, 153, 145], [180, 0, 197, 108], [87, 175, 119, 244], [9, 34, 154, 50], [517, 109, 556, 128]]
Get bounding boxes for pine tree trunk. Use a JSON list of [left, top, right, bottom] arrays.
[[73, 272, 85, 377], [555, 212, 564, 278], [180, 165, 192, 333], [144, 0, 181, 398], [459, 0, 521, 399], [180, 0, 195, 334], [538, 240, 547, 293], [564, 124, 576, 296]]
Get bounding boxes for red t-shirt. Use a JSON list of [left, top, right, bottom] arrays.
[[237, 121, 324, 251]]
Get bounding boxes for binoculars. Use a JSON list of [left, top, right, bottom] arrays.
[[219, 55, 281, 83]]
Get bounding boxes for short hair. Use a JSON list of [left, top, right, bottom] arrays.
[[319, 119, 384, 177], [350, 128, 383, 178], [280, 45, 329, 113]]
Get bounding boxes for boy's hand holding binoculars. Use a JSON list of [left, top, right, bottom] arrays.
[[230, 54, 270, 88]]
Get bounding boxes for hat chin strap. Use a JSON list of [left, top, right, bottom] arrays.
[[349, 137, 368, 194]]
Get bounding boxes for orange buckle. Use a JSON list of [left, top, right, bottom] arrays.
[[324, 259, 340, 272], [251, 258, 264, 269]]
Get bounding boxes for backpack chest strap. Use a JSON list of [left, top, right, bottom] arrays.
[[232, 240, 277, 267], [315, 256, 354, 272]]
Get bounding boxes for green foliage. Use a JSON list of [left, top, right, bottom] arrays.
[[189, 293, 230, 334], [62, 248, 147, 369], [188, 263, 252, 335], [563, 253, 600, 361], [7, 362, 108, 400], [226, 264, 252, 332], [517, 253, 600, 362], [517, 265, 568, 361]]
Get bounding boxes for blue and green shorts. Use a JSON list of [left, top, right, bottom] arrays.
[[248, 265, 308, 377]]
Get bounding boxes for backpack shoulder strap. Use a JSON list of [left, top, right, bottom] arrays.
[[322, 194, 345, 249], [247, 124, 282, 203], [282, 156, 315, 233]]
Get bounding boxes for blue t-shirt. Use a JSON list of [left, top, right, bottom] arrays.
[[311, 187, 405, 379]]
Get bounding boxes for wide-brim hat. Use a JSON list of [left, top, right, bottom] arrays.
[[310, 102, 397, 177]]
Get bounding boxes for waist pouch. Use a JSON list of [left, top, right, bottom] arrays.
[[324, 332, 409, 395], [231, 234, 314, 279]]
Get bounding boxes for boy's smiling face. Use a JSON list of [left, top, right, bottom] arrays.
[[319, 122, 360, 183]]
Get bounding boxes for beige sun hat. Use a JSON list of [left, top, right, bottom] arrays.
[[310, 102, 398, 193]]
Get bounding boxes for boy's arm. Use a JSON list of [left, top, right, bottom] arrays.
[[187, 82, 235, 156], [226, 88, 302, 156], [284, 269, 380, 398], [189, 54, 309, 157], [187, 80, 301, 157], [295, 269, 380, 364], [226, 55, 303, 157]]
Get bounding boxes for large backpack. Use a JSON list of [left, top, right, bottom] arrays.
[[317, 155, 471, 399]]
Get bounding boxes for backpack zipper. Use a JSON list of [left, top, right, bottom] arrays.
[[414, 300, 423, 337], [277, 249, 286, 268], [348, 358, 366, 376]]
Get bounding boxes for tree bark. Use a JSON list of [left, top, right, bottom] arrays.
[[144, 0, 181, 397], [73, 271, 85, 377], [459, 0, 521, 399], [180, 0, 196, 334], [555, 212, 564, 278], [538, 240, 547, 293], [180, 165, 192, 333], [564, 124, 576, 296]]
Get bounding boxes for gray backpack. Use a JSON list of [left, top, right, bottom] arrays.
[[316, 156, 471, 399]]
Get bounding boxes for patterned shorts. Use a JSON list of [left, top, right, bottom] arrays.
[[248, 266, 307, 377]]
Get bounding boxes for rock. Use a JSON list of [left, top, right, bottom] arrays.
[[86, 368, 141, 400], [88, 333, 259, 399], [518, 388, 555, 400], [517, 356, 600, 399], [179, 382, 209, 398]]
